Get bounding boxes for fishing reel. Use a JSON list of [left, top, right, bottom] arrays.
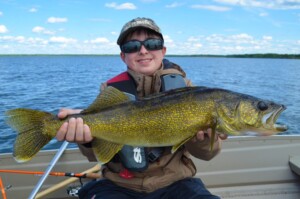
[[67, 185, 81, 197]]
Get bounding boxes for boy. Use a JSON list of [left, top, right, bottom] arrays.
[[57, 17, 226, 199]]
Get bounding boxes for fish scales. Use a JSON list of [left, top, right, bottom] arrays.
[[87, 94, 205, 146], [5, 86, 287, 163]]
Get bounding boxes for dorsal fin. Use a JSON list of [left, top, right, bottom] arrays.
[[81, 86, 130, 114], [140, 86, 201, 101]]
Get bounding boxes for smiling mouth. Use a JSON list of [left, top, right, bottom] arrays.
[[138, 58, 152, 63], [262, 105, 288, 132]]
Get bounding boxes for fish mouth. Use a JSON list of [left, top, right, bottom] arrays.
[[262, 105, 288, 132]]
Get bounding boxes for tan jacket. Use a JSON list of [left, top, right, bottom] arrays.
[[78, 63, 222, 193]]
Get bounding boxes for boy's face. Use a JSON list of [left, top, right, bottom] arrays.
[[120, 31, 166, 75]]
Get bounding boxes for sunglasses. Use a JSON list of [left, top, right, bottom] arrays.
[[120, 38, 164, 53]]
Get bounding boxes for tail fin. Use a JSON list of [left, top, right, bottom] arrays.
[[5, 108, 54, 162]]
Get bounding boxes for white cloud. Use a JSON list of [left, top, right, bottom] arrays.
[[259, 12, 268, 17], [105, 2, 137, 10], [166, 2, 184, 8], [235, 45, 245, 50], [0, 36, 48, 48], [14, 36, 25, 43], [0, 31, 297, 55], [89, 37, 110, 44], [0, 11, 3, 16], [29, 8, 37, 12], [205, 34, 227, 43], [0, 44, 9, 49], [47, 17, 68, 23], [187, 36, 200, 42], [214, 0, 239, 4], [0, 36, 13, 41], [27, 37, 48, 45], [163, 35, 174, 43], [193, 43, 203, 48], [163, 35, 175, 48], [0, 36, 25, 43], [32, 26, 55, 35], [214, 0, 300, 9], [192, 33, 261, 52], [205, 33, 256, 45], [0, 25, 8, 33], [49, 36, 77, 43], [231, 33, 253, 41], [140, 0, 158, 2], [190, 32, 284, 54], [191, 4, 231, 11], [0, 36, 69, 47], [254, 45, 261, 49], [32, 26, 45, 33], [263, 36, 272, 41]]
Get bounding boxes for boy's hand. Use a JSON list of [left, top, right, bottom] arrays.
[[191, 128, 228, 142], [56, 108, 93, 143]]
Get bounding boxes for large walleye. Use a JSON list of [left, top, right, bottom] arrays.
[[5, 86, 287, 163]]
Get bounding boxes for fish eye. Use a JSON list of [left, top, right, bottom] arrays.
[[257, 101, 268, 111]]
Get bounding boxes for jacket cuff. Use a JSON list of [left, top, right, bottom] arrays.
[[82, 142, 92, 148]]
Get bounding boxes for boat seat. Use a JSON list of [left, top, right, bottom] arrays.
[[289, 156, 300, 176]]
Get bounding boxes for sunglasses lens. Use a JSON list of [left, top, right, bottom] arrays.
[[144, 39, 163, 51], [121, 41, 141, 53], [121, 39, 163, 53]]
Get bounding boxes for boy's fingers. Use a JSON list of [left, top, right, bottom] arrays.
[[56, 122, 68, 141]]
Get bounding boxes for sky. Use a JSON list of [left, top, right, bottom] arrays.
[[0, 0, 300, 55]]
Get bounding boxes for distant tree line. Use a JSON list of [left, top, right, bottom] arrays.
[[1, 54, 299, 59], [225, 53, 300, 59], [167, 53, 300, 59]]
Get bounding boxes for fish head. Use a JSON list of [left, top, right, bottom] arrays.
[[216, 94, 287, 136], [236, 98, 288, 135]]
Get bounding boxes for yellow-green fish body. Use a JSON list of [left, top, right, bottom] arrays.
[[5, 86, 287, 163]]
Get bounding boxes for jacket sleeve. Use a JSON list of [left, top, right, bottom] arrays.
[[78, 143, 97, 162]]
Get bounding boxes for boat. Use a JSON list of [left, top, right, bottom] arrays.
[[0, 135, 300, 199]]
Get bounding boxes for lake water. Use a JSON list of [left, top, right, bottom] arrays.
[[0, 55, 299, 153]]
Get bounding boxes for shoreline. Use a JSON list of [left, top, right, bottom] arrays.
[[0, 53, 299, 59]]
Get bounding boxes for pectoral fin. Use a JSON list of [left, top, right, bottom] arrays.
[[171, 136, 193, 153], [216, 102, 240, 136], [210, 117, 218, 151], [92, 138, 123, 164], [210, 127, 216, 151]]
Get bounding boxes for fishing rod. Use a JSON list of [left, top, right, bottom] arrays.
[[0, 169, 101, 179], [0, 176, 7, 199], [28, 141, 70, 199]]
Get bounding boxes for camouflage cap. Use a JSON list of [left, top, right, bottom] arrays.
[[117, 17, 163, 45]]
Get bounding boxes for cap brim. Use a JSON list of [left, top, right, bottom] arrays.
[[117, 26, 163, 45]]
